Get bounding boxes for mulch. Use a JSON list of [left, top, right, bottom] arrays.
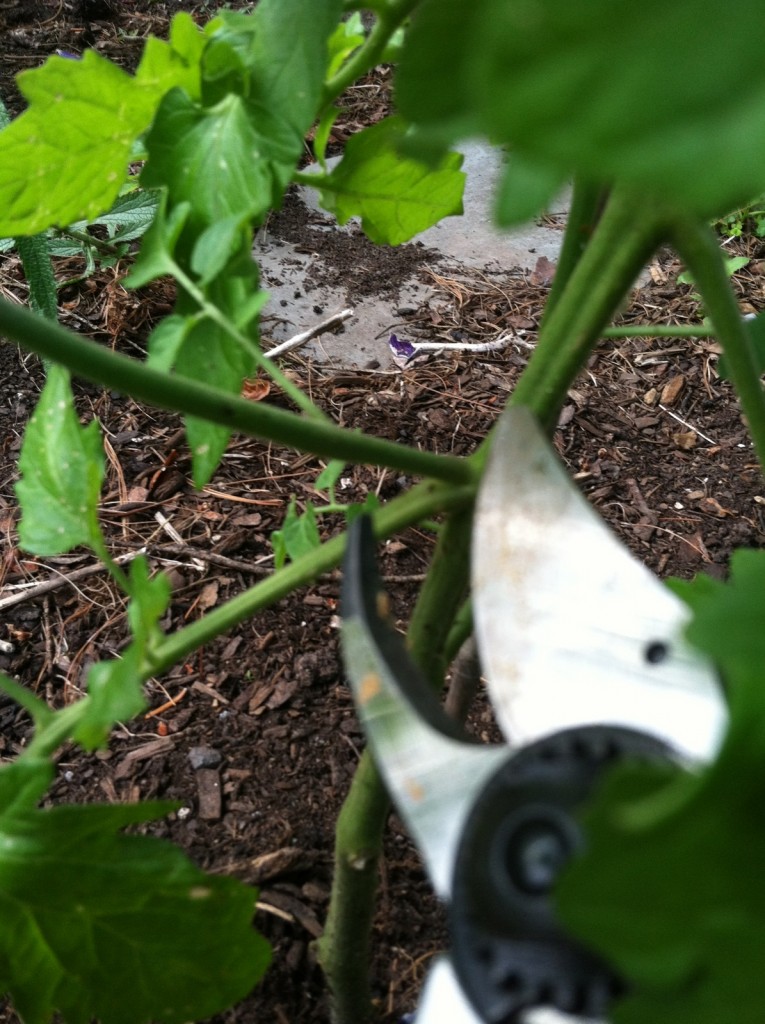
[[1, 2, 765, 1023]]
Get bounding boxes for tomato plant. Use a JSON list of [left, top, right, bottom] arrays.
[[1, 1, 765, 1022]]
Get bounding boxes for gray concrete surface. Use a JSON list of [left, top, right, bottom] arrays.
[[254, 143, 570, 369]]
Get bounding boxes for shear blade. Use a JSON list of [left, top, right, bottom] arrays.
[[472, 405, 726, 762], [341, 516, 508, 897]]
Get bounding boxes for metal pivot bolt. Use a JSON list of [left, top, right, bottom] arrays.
[[449, 724, 676, 1024]]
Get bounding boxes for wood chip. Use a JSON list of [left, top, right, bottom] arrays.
[[114, 737, 174, 779], [673, 431, 698, 450], [196, 768, 222, 820], [701, 496, 733, 517], [245, 847, 315, 884], [258, 889, 323, 939], [660, 374, 685, 406]]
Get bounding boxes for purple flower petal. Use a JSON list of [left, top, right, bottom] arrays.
[[389, 333, 415, 358]]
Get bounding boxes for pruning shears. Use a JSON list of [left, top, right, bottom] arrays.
[[341, 404, 727, 1024]]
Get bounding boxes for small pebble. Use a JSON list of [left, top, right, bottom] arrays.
[[187, 745, 222, 770]]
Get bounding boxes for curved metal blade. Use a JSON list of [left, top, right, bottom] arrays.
[[472, 405, 727, 762], [414, 957, 484, 1024], [341, 517, 508, 897]]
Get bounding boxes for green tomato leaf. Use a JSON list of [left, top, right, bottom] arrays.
[[326, 12, 366, 79], [283, 500, 321, 561], [176, 317, 254, 487], [0, 15, 205, 236], [74, 557, 171, 749], [494, 152, 567, 228], [316, 117, 465, 245], [144, 0, 344, 230], [558, 552, 765, 1024], [0, 796, 270, 1024], [191, 215, 246, 284], [398, 0, 765, 216], [134, 11, 205, 101], [0, 52, 152, 235], [228, 0, 344, 139], [669, 548, 765, 697], [395, 0, 481, 145], [273, 498, 321, 567], [141, 90, 274, 229], [0, 758, 53, 818], [145, 314, 196, 373], [271, 528, 288, 571], [16, 365, 104, 555], [346, 492, 380, 526], [124, 200, 191, 289], [315, 459, 345, 493], [125, 554, 171, 645], [77, 650, 145, 751]]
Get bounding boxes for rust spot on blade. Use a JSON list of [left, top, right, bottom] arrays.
[[404, 778, 425, 802], [359, 673, 382, 703], [376, 590, 390, 620]]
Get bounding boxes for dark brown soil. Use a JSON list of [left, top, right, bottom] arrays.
[[1, 4, 765, 1024]]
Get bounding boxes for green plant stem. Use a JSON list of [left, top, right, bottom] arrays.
[[25, 701, 88, 760], [324, 0, 420, 104], [316, 505, 473, 1024], [543, 176, 608, 322], [56, 226, 123, 257], [602, 324, 714, 339], [672, 218, 765, 473], [90, 532, 131, 595], [443, 597, 473, 666], [483, 186, 665, 447], [0, 297, 473, 485], [147, 480, 474, 677]]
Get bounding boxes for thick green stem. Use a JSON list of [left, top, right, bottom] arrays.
[[0, 297, 473, 485], [147, 480, 474, 676], [480, 186, 665, 449], [543, 177, 608, 322], [603, 324, 714, 339], [672, 219, 765, 475], [314, 749, 388, 1024], [316, 505, 474, 1024], [443, 597, 473, 667]]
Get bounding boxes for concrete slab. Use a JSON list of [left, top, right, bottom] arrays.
[[254, 143, 570, 369]]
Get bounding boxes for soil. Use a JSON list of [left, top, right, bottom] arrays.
[[1, 4, 765, 1024]]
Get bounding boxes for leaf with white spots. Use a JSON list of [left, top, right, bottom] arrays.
[[0, 792, 270, 1024], [140, 89, 275, 229], [16, 365, 105, 555]]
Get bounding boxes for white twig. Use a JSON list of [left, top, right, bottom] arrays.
[[659, 404, 717, 445], [264, 308, 354, 359], [397, 331, 535, 367], [0, 550, 144, 612], [406, 331, 529, 356], [154, 512, 205, 572]]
